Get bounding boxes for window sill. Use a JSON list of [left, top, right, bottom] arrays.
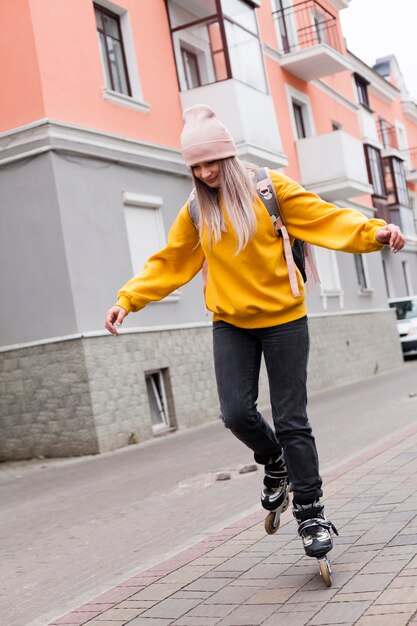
[[103, 89, 151, 113], [358, 288, 374, 296], [320, 289, 342, 297], [149, 292, 182, 305]]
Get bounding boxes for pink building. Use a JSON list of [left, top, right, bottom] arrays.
[[1, 0, 416, 459]]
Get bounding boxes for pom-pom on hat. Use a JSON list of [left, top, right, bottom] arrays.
[[180, 104, 237, 167]]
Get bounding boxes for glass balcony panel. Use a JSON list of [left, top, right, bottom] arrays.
[[224, 21, 267, 92]]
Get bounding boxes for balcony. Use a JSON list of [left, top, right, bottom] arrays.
[[273, 0, 350, 81], [296, 130, 373, 200], [180, 79, 288, 169]]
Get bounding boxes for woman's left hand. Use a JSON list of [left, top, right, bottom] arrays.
[[376, 223, 405, 253]]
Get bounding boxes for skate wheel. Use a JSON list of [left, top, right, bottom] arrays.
[[318, 557, 332, 587], [265, 511, 280, 535]]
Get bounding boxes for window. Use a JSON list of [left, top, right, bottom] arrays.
[[167, 0, 267, 93], [364, 145, 386, 198], [293, 102, 307, 139], [95, 4, 131, 96], [145, 370, 175, 434], [382, 259, 392, 298], [354, 254, 369, 291], [354, 74, 371, 109], [393, 159, 410, 207], [181, 47, 202, 89], [402, 261, 412, 296]]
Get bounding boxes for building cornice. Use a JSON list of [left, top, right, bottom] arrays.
[[401, 100, 417, 125], [326, 0, 351, 11], [347, 51, 399, 103], [0, 119, 189, 175]]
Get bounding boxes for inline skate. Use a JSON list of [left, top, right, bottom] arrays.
[[293, 499, 338, 587], [261, 453, 290, 534]]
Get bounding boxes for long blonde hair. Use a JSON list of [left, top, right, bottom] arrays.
[[192, 157, 258, 254]]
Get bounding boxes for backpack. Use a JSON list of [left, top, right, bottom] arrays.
[[188, 167, 320, 298]]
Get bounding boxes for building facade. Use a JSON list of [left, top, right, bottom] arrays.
[[1, 0, 416, 459]]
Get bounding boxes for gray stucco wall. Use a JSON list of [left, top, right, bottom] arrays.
[[0, 153, 78, 343], [0, 309, 403, 461]]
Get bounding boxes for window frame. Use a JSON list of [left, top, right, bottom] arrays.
[[292, 101, 307, 139], [364, 144, 387, 199], [385, 156, 411, 207], [354, 73, 371, 110], [94, 2, 132, 97]]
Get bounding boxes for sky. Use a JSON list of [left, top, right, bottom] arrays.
[[339, 0, 417, 101]]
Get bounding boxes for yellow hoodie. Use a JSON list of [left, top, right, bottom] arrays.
[[116, 171, 385, 328]]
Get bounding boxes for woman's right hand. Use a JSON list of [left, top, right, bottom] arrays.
[[105, 306, 127, 336]]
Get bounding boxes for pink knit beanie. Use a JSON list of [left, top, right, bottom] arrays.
[[180, 104, 237, 167]]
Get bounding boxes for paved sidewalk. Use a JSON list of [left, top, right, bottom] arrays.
[[47, 421, 417, 626]]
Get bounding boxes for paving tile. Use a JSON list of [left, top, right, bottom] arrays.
[[117, 600, 158, 609], [365, 603, 417, 616], [375, 586, 417, 604], [308, 600, 372, 624], [130, 584, 183, 602], [140, 597, 203, 619], [267, 573, 314, 588], [128, 619, 173, 625], [286, 588, 338, 604], [331, 592, 381, 602], [93, 607, 145, 621], [187, 603, 237, 618], [239, 563, 290, 579], [229, 578, 272, 587], [262, 610, 317, 626], [204, 585, 260, 605], [173, 618, 221, 626], [360, 559, 409, 574], [215, 556, 263, 572], [172, 591, 213, 600], [388, 533, 417, 546], [217, 603, 277, 625], [355, 615, 410, 626], [244, 587, 297, 604], [184, 578, 232, 592], [388, 575, 417, 588], [340, 572, 396, 593]]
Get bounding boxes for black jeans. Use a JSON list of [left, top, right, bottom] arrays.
[[213, 316, 322, 505]]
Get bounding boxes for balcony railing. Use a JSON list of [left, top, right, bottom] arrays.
[[273, 0, 343, 55]]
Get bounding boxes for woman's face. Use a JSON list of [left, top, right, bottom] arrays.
[[192, 161, 220, 188]]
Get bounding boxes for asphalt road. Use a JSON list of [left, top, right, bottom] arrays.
[[1, 359, 417, 626]]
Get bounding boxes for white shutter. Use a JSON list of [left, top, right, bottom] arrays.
[[124, 205, 166, 273], [123, 192, 166, 273], [313, 246, 341, 292]]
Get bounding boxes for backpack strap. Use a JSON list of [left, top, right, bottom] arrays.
[[188, 188, 199, 229], [255, 168, 300, 298]]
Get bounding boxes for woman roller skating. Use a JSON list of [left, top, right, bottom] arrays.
[[105, 105, 405, 586]]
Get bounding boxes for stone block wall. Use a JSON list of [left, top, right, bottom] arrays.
[[0, 310, 403, 460]]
